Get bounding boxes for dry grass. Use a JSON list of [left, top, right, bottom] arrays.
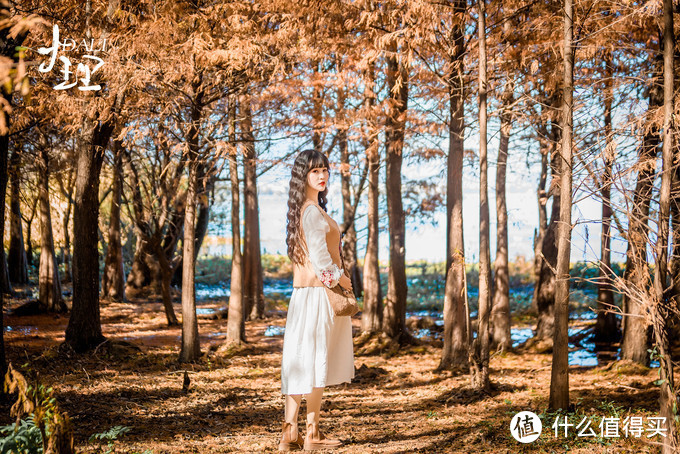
[[0, 293, 668, 453]]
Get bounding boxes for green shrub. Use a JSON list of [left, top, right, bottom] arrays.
[[0, 415, 43, 454], [89, 425, 131, 454]]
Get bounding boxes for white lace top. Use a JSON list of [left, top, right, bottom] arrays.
[[302, 204, 343, 288]]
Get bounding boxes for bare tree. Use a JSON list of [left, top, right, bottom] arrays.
[[361, 64, 383, 334], [440, 0, 468, 370], [8, 147, 28, 284], [37, 131, 65, 312], [382, 44, 409, 343], [651, 0, 677, 450], [594, 50, 619, 345], [549, 0, 574, 411], [226, 99, 245, 345], [101, 134, 126, 301], [471, 0, 490, 391]]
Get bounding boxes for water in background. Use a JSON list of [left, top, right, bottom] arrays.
[[195, 269, 631, 368]]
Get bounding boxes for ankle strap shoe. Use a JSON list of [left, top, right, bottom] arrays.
[[278, 422, 304, 451], [303, 422, 343, 451]]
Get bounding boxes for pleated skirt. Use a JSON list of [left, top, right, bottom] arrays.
[[281, 287, 355, 395]]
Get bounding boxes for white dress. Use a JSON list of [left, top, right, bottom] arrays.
[[280, 205, 355, 395]]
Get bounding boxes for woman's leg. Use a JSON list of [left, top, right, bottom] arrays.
[[304, 387, 324, 425], [280, 394, 303, 450], [285, 394, 302, 425], [303, 387, 342, 449]]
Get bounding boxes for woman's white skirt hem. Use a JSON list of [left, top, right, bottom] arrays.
[[281, 287, 355, 395]]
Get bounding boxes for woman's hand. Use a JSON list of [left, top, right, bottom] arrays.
[[338, 274, 352, 290]]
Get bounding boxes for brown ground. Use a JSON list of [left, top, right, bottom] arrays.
[[0, 292, 670, 453]]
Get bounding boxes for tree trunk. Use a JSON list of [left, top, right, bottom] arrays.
[[491, 76, 513, 352], [531, 123, 549, 314], [621, 67, 662, 365], [0, 31, 15, 302], [241, 94, 265, 320], [594, 51, 619, 345], [227, 101, 245, 344], [312, 60, 323, 155], [179, 84, 203, 363], [62, 179, 73, 283], [532, 118, 561, 347], [101, 136, 125, 301], [8, 148, 28, 284], [471, 0, 490, 391], [170, 169, 212, 287], [154, 237, 179, 326], [382, 48, 409, 343], [126, 238, 153, 290], [549, 0, 573, 411], [362, 148, 382, 332], [24, 196, 37, 268], [56, 168, 74, 283], [653, 2, 677, 450], [0, 88, 9, 378], [38, 140, 65, 313], [65, 92, 122, 352], [361, 65, 383, 333], [179, 160, 200, 363], [440, 0, 468, 370], [338, 86, 362, 297], [0, 97, 10, 296]]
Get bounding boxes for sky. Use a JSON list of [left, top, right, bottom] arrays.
[[205, 129, 630, 265]]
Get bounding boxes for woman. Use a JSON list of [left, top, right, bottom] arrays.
[[279, 149, 355, 451]]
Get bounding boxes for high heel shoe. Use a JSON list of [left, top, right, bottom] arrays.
[[303, 422, 342, 451], [278, 422, 304, 451]]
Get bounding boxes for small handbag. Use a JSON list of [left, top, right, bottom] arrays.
[[324, 246, 359, 316], [325, 274, 359, 317]]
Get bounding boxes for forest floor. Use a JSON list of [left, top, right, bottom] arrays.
[[0, 287, 672, 454]]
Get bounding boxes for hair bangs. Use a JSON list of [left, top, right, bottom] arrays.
[[306, 152, 329, 172]]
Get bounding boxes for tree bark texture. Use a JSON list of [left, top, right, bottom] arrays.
[[531, 122, 550, 314], [60, 170, 74, 283], [179, 84, 203, 363], [101, 135, 125, 301], [653, 2, 677, 450], [180, 159, 200, 362], [491, 76, 513, 352], [620, 67, 662, 365], [38, 140, 65, 312], [8, 148, 28, 284], [533, 119, 561, 347], [0, 91, 11, 296], [65, 91, 122, 352], [549, 0, 573, 411], [338, 86, 363, 297], [382, 48, 409, 342], [440, 0, 468, 370], [0, 87, 9, 379], [471, 0, 490, 391], [594, 51, 619, 345], [241, 94, 265, 320], [227, 101, 245, 344], [361, 63, 382, 333]]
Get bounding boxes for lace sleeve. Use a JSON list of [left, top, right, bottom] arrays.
[[302, 205, 342, 288]]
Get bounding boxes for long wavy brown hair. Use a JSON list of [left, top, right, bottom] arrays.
[[286, 149, 329, 265]]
